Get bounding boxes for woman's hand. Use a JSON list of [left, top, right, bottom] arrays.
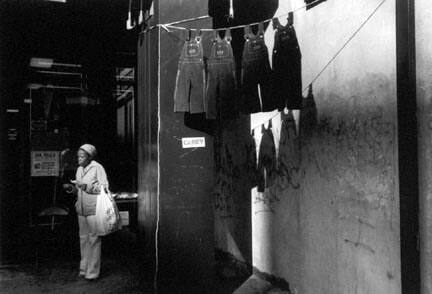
[[71, 179, 87, 191]]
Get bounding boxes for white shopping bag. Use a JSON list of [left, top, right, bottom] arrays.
[[95, 186, 122, 236]]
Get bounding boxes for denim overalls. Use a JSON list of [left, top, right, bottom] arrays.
[[205, 29, 237, 121], [272, 18, 303, 110], [241, 23, 272, 114], [174, 31, 206, 114]]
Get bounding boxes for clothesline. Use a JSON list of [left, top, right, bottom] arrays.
[[249, 0, 388, 131], [303, 0, 388, 93], [146, 0, 324, 32], [142, 0, 388, 132]]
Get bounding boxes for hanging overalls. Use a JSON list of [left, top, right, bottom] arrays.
[[271, 18, 303, 111], [173, 30, 206, 114], [241, 23, 272, 114], [205, 29, 237, 121]]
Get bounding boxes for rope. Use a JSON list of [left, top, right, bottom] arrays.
[[146, 0, 326, 32], [145, 0, 388, 131], [250, 0, 388, 130], [302, 0, 388, 92]]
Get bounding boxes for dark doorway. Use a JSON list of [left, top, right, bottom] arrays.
[[0, 0, 138, 268]]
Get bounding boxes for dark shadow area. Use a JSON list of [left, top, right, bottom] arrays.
[[0, 0, 137, 264], [207, 0, 279, 292]]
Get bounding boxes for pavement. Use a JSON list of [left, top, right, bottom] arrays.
[[0, 229, 288, 294]]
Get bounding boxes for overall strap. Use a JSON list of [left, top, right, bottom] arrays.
[[225, 28, 232, 42], [244, 25, 251, 40], [186, 29, 192, 41], [213, 30, 219, 42], [195, 29, 202, 42], [258, 22, 265, 37], [272, 18, 281, 30], [287, 12, 294, 26]]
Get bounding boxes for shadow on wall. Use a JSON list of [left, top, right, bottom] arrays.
[[207, 0, 280, 281]]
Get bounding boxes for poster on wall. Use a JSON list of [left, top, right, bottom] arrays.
[[31, 151, 59, 177]]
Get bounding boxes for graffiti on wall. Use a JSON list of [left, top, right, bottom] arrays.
[[252, 98, 395, 213]]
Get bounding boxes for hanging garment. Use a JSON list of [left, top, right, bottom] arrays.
[[277, 110, 301, 189], [300, 85, 318, 135], [245, 129, 258, 189], [205, 29, 237, 121], [257, 122, 277, 192], [173, 31, 206, 114], [270, 19, 302, 111], [241, 23, 272, 114]]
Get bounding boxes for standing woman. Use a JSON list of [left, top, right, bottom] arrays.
[[72, 144, 108, 281]]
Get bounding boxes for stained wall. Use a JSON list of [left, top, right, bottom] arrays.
[[250, 0, 401, 293]]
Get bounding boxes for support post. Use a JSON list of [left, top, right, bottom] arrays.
[[396, 0, 420, 293]]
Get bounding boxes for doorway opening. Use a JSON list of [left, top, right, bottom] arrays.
[[0, 1, 140, 290]]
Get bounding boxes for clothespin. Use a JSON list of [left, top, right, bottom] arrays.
[[288, 12, 294, 26], [251, 129, 255, 137], [261, 124, 265, 133], [268, 119, 273, 129]]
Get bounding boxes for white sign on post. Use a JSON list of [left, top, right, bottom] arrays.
[[182, 137, 206, 148], [31, 151, 60, 177]]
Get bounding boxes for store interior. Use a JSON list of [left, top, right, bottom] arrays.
[[0, 0, 139, 264]]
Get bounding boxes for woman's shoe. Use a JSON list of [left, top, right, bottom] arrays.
[[85, 277, 98, 282]]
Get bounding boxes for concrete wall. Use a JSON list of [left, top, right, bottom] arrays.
[[214, 118, 252, 268], [416, 1, 432, 293], [211, 0, 278, 274], [137, 0, 215, 291], [249, 0, 400, 293]]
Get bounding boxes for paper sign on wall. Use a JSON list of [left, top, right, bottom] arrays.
[[31, 151, 59, 177], [182, 137, 206, 148]]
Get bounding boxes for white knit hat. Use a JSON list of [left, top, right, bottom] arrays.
[[79, 144, 97, 158]]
